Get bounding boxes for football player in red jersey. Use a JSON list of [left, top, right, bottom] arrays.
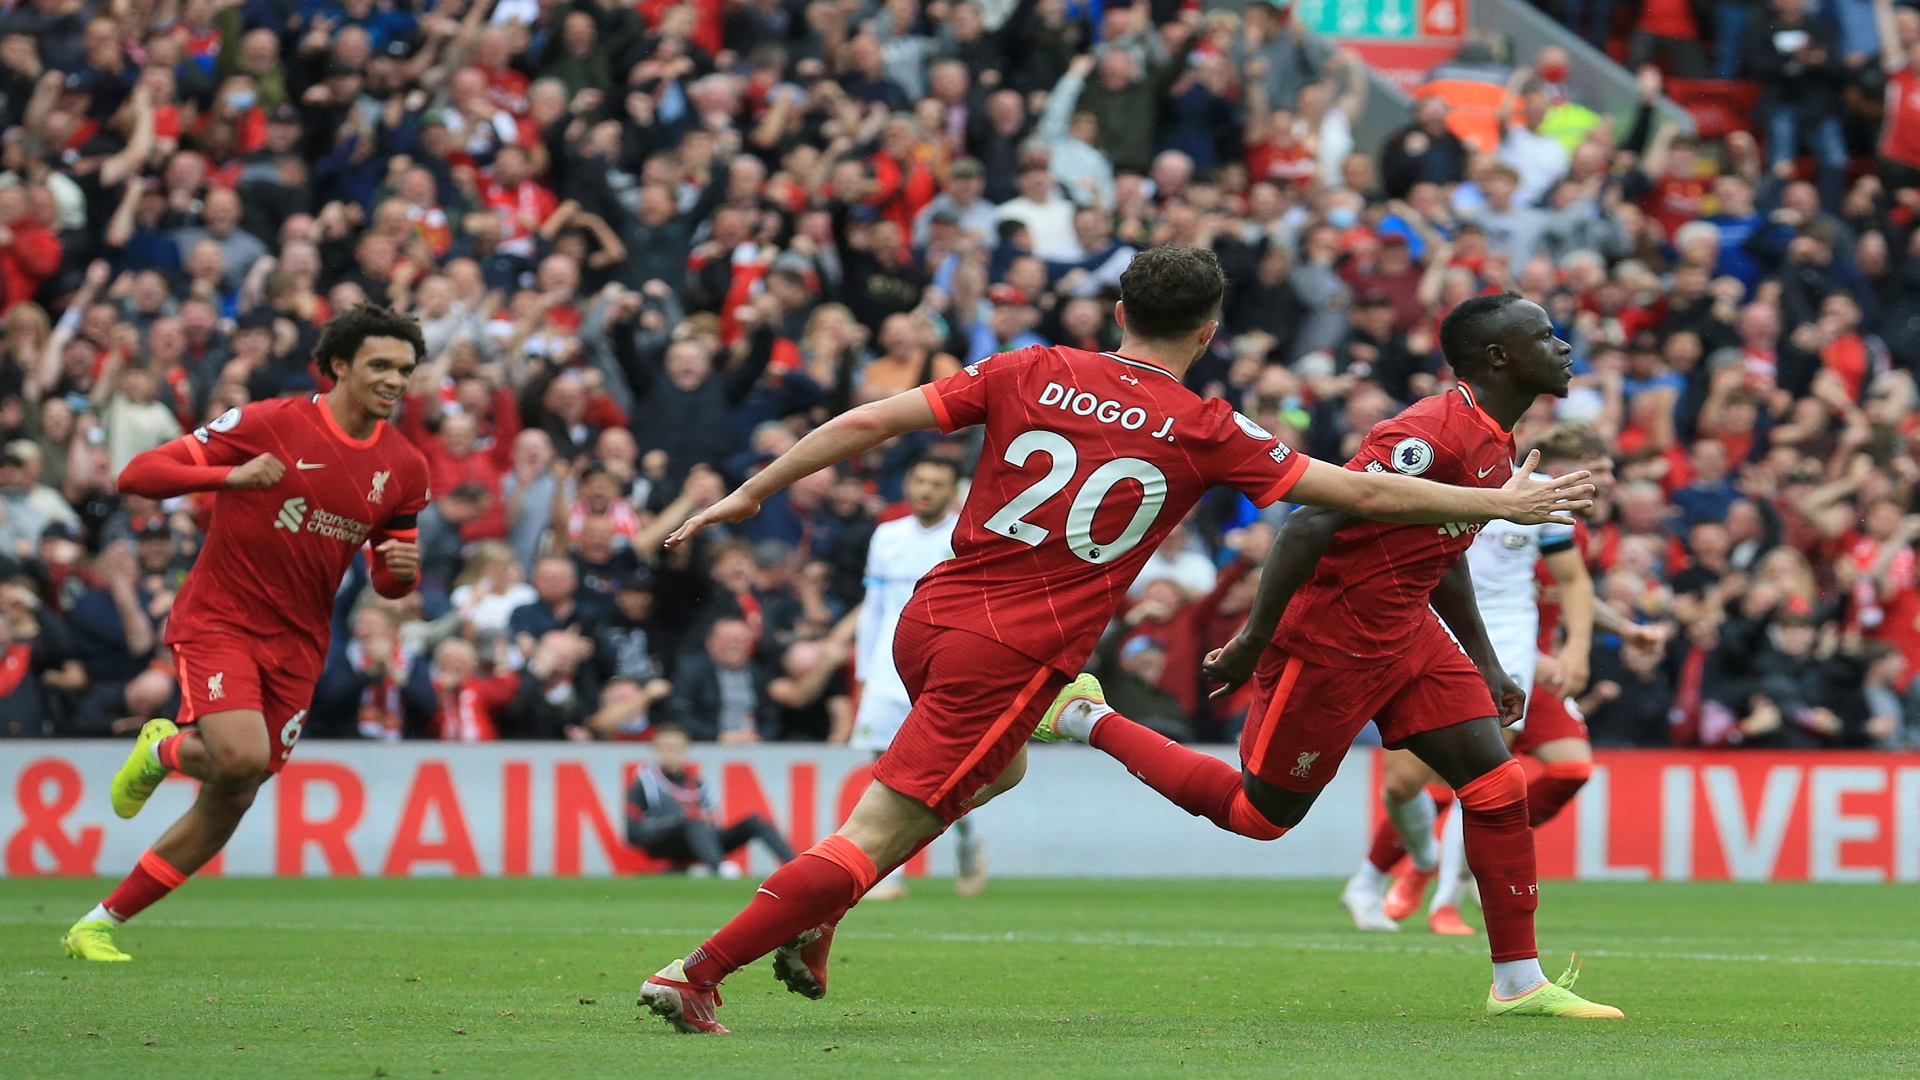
[[635, 247, 1594, 1034], [1044, 293, 1624, 1019], [63, 305, 432, 963], [1360, 423, 1671, 933]]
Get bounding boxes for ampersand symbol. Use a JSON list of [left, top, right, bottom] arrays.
[[5, 759, 104, 876]]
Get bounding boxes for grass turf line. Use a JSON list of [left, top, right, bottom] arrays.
[[3, 878, 1916, 1079]]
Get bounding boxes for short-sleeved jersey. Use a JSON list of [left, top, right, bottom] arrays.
[[1467, 477, 1577, 625], [166, 395, 432, 659], [904, 346, 1309, 674], [1274, 385, 1517, 669]]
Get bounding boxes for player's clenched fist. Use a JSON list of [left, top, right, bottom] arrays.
[[376, 538, 420, 582], [1203, 633, 1264, 699], [225, 453, 286, 489]]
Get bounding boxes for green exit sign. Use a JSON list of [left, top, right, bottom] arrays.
[[1296, 0, 1464, 40]]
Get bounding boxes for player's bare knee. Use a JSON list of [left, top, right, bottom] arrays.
[[1382, 770, 1426, 803], [1242, 775, 1315, 830], [195, 774, 262, 818], [1530, 737, 1592, 765], [203, 745, 272, 790]]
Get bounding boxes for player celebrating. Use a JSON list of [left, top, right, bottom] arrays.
[[637, 248, 1593, 1034], [1354, 424, 1667, 932], [1038, 294, 1624, 1019], [62, 305, 431, 962], [849, 456, 981, 900], [1341, 423, 1600, 934]]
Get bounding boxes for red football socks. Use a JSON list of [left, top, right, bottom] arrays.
[[1456, 760, 1538, 963], [1090, 714, 1286, 841], [1366, 818, 1405, 873], [682, 834, 877, 986], [1527, 760, 1592, 827], [101, 849, 187, 922], [155, 733, 184, 772]]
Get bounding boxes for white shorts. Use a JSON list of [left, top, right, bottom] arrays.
[[1437, 610, 1541, 732], [1486, 622, 1539, 703], [851, 684, 913, 753]]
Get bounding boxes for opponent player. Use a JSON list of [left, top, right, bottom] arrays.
[[1039, 293, 1625, 1018], [1341, 423, 1599, 934], [1354, 424, 1667, 932], [849, 456, 981, 900], [63, 305, 431, 961], [637, 247, 1594, 1033]]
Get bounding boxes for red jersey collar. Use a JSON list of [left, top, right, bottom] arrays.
[[313, 394, 382, 449], [1102, 352, 1178, 381], [1455, 383, 1513, 437]]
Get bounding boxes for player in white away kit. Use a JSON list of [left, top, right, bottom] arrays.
[[1344, 424, 1640, 933], [849, 457, 978, 899]]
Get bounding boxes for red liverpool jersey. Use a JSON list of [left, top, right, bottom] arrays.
[[1274, 384, 1517, 668], [904, 346, 1310, 674], [165, 396, 432, 656]]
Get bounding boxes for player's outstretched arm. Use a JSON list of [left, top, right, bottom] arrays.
[[1203, 505, 1352, 697], [1285, 451, 1592, 526], [1430, 558, 1524, 725], [118, 438, 284, 499], [664, 389, 937, 549], [1543, 546, 1595, 696]]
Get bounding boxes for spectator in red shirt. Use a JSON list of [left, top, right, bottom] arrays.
[[1875, 0, 1920, 190], [1628, 2, 1708, 77], [425, 637, 518, 742], [480, 145, 556, 258], [1342, 233, 1424, 334], [0, 186, 59, 313], [422, 412, 509, 541]]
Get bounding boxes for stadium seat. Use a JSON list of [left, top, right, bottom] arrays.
[[1663, 79, 1762, 140]]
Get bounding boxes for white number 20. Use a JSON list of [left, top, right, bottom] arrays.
[[981, 430, 1168, 564]]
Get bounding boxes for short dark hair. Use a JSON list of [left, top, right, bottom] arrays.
[[313, 303, 427, 382], [1438, 292, 1525, 376], [907, 455, 962, 483], [651, 723, 688, 741], [1118, 245, 1225, 340]]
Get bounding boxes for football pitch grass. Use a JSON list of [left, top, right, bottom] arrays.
[[3, 877, 1916, 1079]]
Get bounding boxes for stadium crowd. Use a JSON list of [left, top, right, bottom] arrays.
[[0, 0, 1916, 752]]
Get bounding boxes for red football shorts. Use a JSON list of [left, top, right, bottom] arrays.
[[1240, 624, 1497, 793], [874, 617, 1070, 824], [172, 632, 321, 774], [1512, 689, 1590, 753]]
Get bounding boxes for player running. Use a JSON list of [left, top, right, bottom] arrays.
[[63, 305, 431, 962], [1039, 293, 1625, 1019], [1350, 423, 1667, 933], [849, 456, 982, 900], [636, 248, 1594, 1033], [1341, 423, 1598, 934]]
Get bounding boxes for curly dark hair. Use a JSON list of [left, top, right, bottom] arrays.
[[1438, 291, 1525, 376], [1117, 245, 1226, 341], [312, 303, 427, 382]]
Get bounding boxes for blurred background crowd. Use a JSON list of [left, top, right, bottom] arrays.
[[0, 0, 1916, 752]]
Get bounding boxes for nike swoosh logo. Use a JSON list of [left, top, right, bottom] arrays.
[[296, 460, 325, 470], [1477, 465, 1498, 478]]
